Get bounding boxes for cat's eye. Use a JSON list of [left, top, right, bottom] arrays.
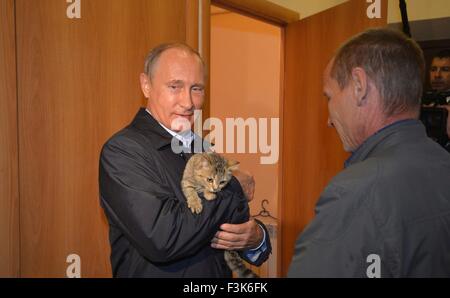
[[207, 178, 213, 183], [220, 180, 226, 185]]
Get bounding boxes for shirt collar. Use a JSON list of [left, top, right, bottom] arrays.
[[145, 108, 194, 148]]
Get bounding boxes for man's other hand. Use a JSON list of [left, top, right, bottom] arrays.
[[211, 219, 263, 250], [233, 170, 255, 202]]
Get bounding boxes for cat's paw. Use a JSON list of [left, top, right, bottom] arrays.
[[203, 192, 216, 201], [187, 198, 203, 214]]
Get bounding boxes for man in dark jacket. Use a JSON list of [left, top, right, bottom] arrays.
[[426, 49, 450, 151], [288, 29, 450, 277], [99, 43, 270, 277]]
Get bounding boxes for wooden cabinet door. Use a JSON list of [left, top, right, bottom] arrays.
[[280, 0, 387, 276], [16, 0, 196, 277]]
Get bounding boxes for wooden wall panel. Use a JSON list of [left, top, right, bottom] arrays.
[[186, 0, 211, 122], [186, 0, 200, 50], [16, 0, 188, 277], [280, 0, 387, 276], [0, 0, 20, 277], [200, 0, 211, 122]]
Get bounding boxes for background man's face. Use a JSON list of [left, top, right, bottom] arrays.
[[430, 57, 450, 92], [142, 48, 205, 132], [323, 61, 364, 152]]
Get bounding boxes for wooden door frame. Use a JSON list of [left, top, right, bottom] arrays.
[[186, 0, 211, 122], [209, 0, 299, 277], [211, 0, 299, 26]]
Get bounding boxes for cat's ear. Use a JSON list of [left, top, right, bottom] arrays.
[[200, 153, 212, 168], [227, 159, 240, 172]]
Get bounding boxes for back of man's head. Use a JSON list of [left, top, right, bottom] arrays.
[[331, 28, 425, 117]]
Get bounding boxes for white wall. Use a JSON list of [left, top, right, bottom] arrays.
[[268, 0, 450, 24], [268, 0, 348, 19]]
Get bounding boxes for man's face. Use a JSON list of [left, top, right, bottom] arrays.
[[323, 61, 364, 152], [430, 57, 450, 92], [141, 48, 205, 132]]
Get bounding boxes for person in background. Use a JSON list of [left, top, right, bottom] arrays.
[[429, 49, 450, 93], [422, 49, 450, 148]]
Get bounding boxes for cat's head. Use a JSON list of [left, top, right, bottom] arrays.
[[194, 152, 239, 193]]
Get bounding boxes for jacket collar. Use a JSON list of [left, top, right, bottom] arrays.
[[344, 119, 426, 168], [130, 108, 174, 150]]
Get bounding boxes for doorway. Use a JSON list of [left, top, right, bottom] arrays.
[[210, 4, 282, 277]]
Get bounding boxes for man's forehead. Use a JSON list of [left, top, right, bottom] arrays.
[[159, 48, 202, 65], [154, 49, 204, 80]]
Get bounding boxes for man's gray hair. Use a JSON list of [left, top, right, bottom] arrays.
[[144, 42, 205, 78], [331, 28, 425, 116]]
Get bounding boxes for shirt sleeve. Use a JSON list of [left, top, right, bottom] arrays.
[[239, 218, 272, 266], [242, 223, 267, 262]]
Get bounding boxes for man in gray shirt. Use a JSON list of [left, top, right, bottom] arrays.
[[288, 28, 450, 277]]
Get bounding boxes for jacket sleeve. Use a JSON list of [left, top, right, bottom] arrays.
[[99, 135, 249, 264]]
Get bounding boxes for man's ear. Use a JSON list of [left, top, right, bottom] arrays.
[[140, 73, 151, 98], [351, 67, 368, 106]]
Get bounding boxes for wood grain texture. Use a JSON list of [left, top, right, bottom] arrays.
[[277, 28, 285, 277], [201, 0, 211, 126], [185, 0, 210, 128], [280, 0, 387, 276], [185, 0, 199, 50], [16, 0, 188, 277], [0, 0, 20, 277]]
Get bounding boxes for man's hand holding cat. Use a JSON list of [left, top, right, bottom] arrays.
[[233, 170, 255, 202], [210, 219, 263, 250]]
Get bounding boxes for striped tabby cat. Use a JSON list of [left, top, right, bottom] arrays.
[[181, 152, 259, 278]]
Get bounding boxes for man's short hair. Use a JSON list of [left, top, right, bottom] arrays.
[[331, 28, 425, 117], [433, 49, 450, 60], [144, 42, 205, 78]]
